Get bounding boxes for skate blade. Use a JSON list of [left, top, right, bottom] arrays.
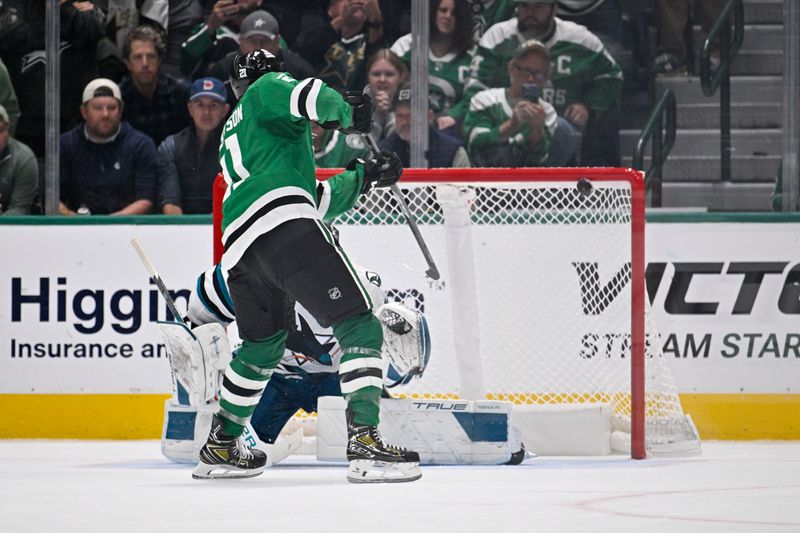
[[347, 459, 421, 484], [192, 462, 265, 480]]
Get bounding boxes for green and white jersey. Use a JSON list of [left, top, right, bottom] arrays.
[[219, 73, 363, 268], [469, 0, 516, 40], [463, 87, 558, 165], [315, 129, 370, 168], [465, 17, 622, 114], [390, 34, 474, 121]]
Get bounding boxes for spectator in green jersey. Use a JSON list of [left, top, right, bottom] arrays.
[[391, 0, 475, 136], [463, 39, 576, 167], [464, 0, 622, 166]]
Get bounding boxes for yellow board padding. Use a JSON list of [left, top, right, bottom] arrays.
[[679, 394, 800, 440], [0, 394, 170, 439], [0, 393, 798, 440]]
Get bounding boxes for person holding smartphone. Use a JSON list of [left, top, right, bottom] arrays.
[[463, 39, 576, 167]]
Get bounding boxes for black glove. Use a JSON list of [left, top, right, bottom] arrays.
[[347, 151, 403, 194], [342, 91, 373, 134]]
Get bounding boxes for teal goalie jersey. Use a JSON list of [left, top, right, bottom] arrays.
[[218, 73, 364, 268]]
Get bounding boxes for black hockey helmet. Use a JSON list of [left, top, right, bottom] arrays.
[[229, 49, 285, 99]]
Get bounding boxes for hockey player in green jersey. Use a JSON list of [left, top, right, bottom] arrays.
[[464, 0, 623, 166], [193, 49, 421, 483]]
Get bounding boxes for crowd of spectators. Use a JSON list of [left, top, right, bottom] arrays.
[[0, 0, 653, 216]]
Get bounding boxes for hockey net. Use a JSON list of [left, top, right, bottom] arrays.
[[213, 168, 700, 457]]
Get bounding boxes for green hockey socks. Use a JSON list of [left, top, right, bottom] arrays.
[[334, 311, 384, 427], [218, 330, 287, 437]]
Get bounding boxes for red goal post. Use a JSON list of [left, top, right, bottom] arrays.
[[212, 167, 693, 459]]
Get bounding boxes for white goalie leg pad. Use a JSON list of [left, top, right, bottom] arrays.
[[317, 397, 522, 465], [158, 322, 232, 407], [161, 400, 302, 466], [161, 400, 217, 464]]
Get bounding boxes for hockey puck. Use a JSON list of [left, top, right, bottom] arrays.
[[576, 178, 593, 196]]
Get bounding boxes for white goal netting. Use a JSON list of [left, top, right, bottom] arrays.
[[332, 172, 700, 455]]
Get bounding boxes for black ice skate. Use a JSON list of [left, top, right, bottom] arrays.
[[346, 410, 421, 483], [192, 415, 267, 479]]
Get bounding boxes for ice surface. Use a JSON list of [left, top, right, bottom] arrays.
[[1, 441, 798, 532]]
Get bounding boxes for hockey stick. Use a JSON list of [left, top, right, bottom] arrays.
[[363, 133, 440, 280], [131, 238, 186, 324]]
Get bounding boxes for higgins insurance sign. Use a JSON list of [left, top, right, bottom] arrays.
[[0, 224, 210, 393], [0, 221, 798, 395]]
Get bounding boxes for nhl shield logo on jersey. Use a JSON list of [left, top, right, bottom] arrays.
[[328, 287, 342, 300]]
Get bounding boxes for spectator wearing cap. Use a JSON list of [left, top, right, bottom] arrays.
[[379, 86, 470, 169], [158, 77, 229, 214], [464, 0, 622, 166], [59, 79, 158, 216], [0, 104, 39, 215], [205, 10, 315, 105], [179, 0, 266, 78], [119, 25, 192, 147], [463, 40, 576, 167]]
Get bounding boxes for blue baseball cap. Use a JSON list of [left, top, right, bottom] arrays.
[[190, 77, 227, 102]]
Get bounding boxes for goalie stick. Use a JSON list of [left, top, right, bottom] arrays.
[[131, 238, 185, 324], [364, 132, 440, 281]]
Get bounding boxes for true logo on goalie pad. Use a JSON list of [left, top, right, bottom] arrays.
[[317, 397, 520, 465]]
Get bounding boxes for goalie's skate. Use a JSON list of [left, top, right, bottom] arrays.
[[192, 415, 267, 479], [346, 412, 421, 484]]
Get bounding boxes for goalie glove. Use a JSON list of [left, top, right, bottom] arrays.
[[377, 302, 431, 388], [341, 91, 373, 134], [348, 151, 403, 194]]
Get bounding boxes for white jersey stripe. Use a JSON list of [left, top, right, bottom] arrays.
[[222, 204, 320, 270], [222, 185, 315, 242], [339, 356, 383, 375], [316, 180, 332, 218], [289, 78, 314, 119], [306, 79, 323, 121], [340, 375, 384, 394], [221, 390, 263, 407], [223, 367, 267, 391]]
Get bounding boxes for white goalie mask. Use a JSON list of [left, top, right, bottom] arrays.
[[377, 302, 431, 388]]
